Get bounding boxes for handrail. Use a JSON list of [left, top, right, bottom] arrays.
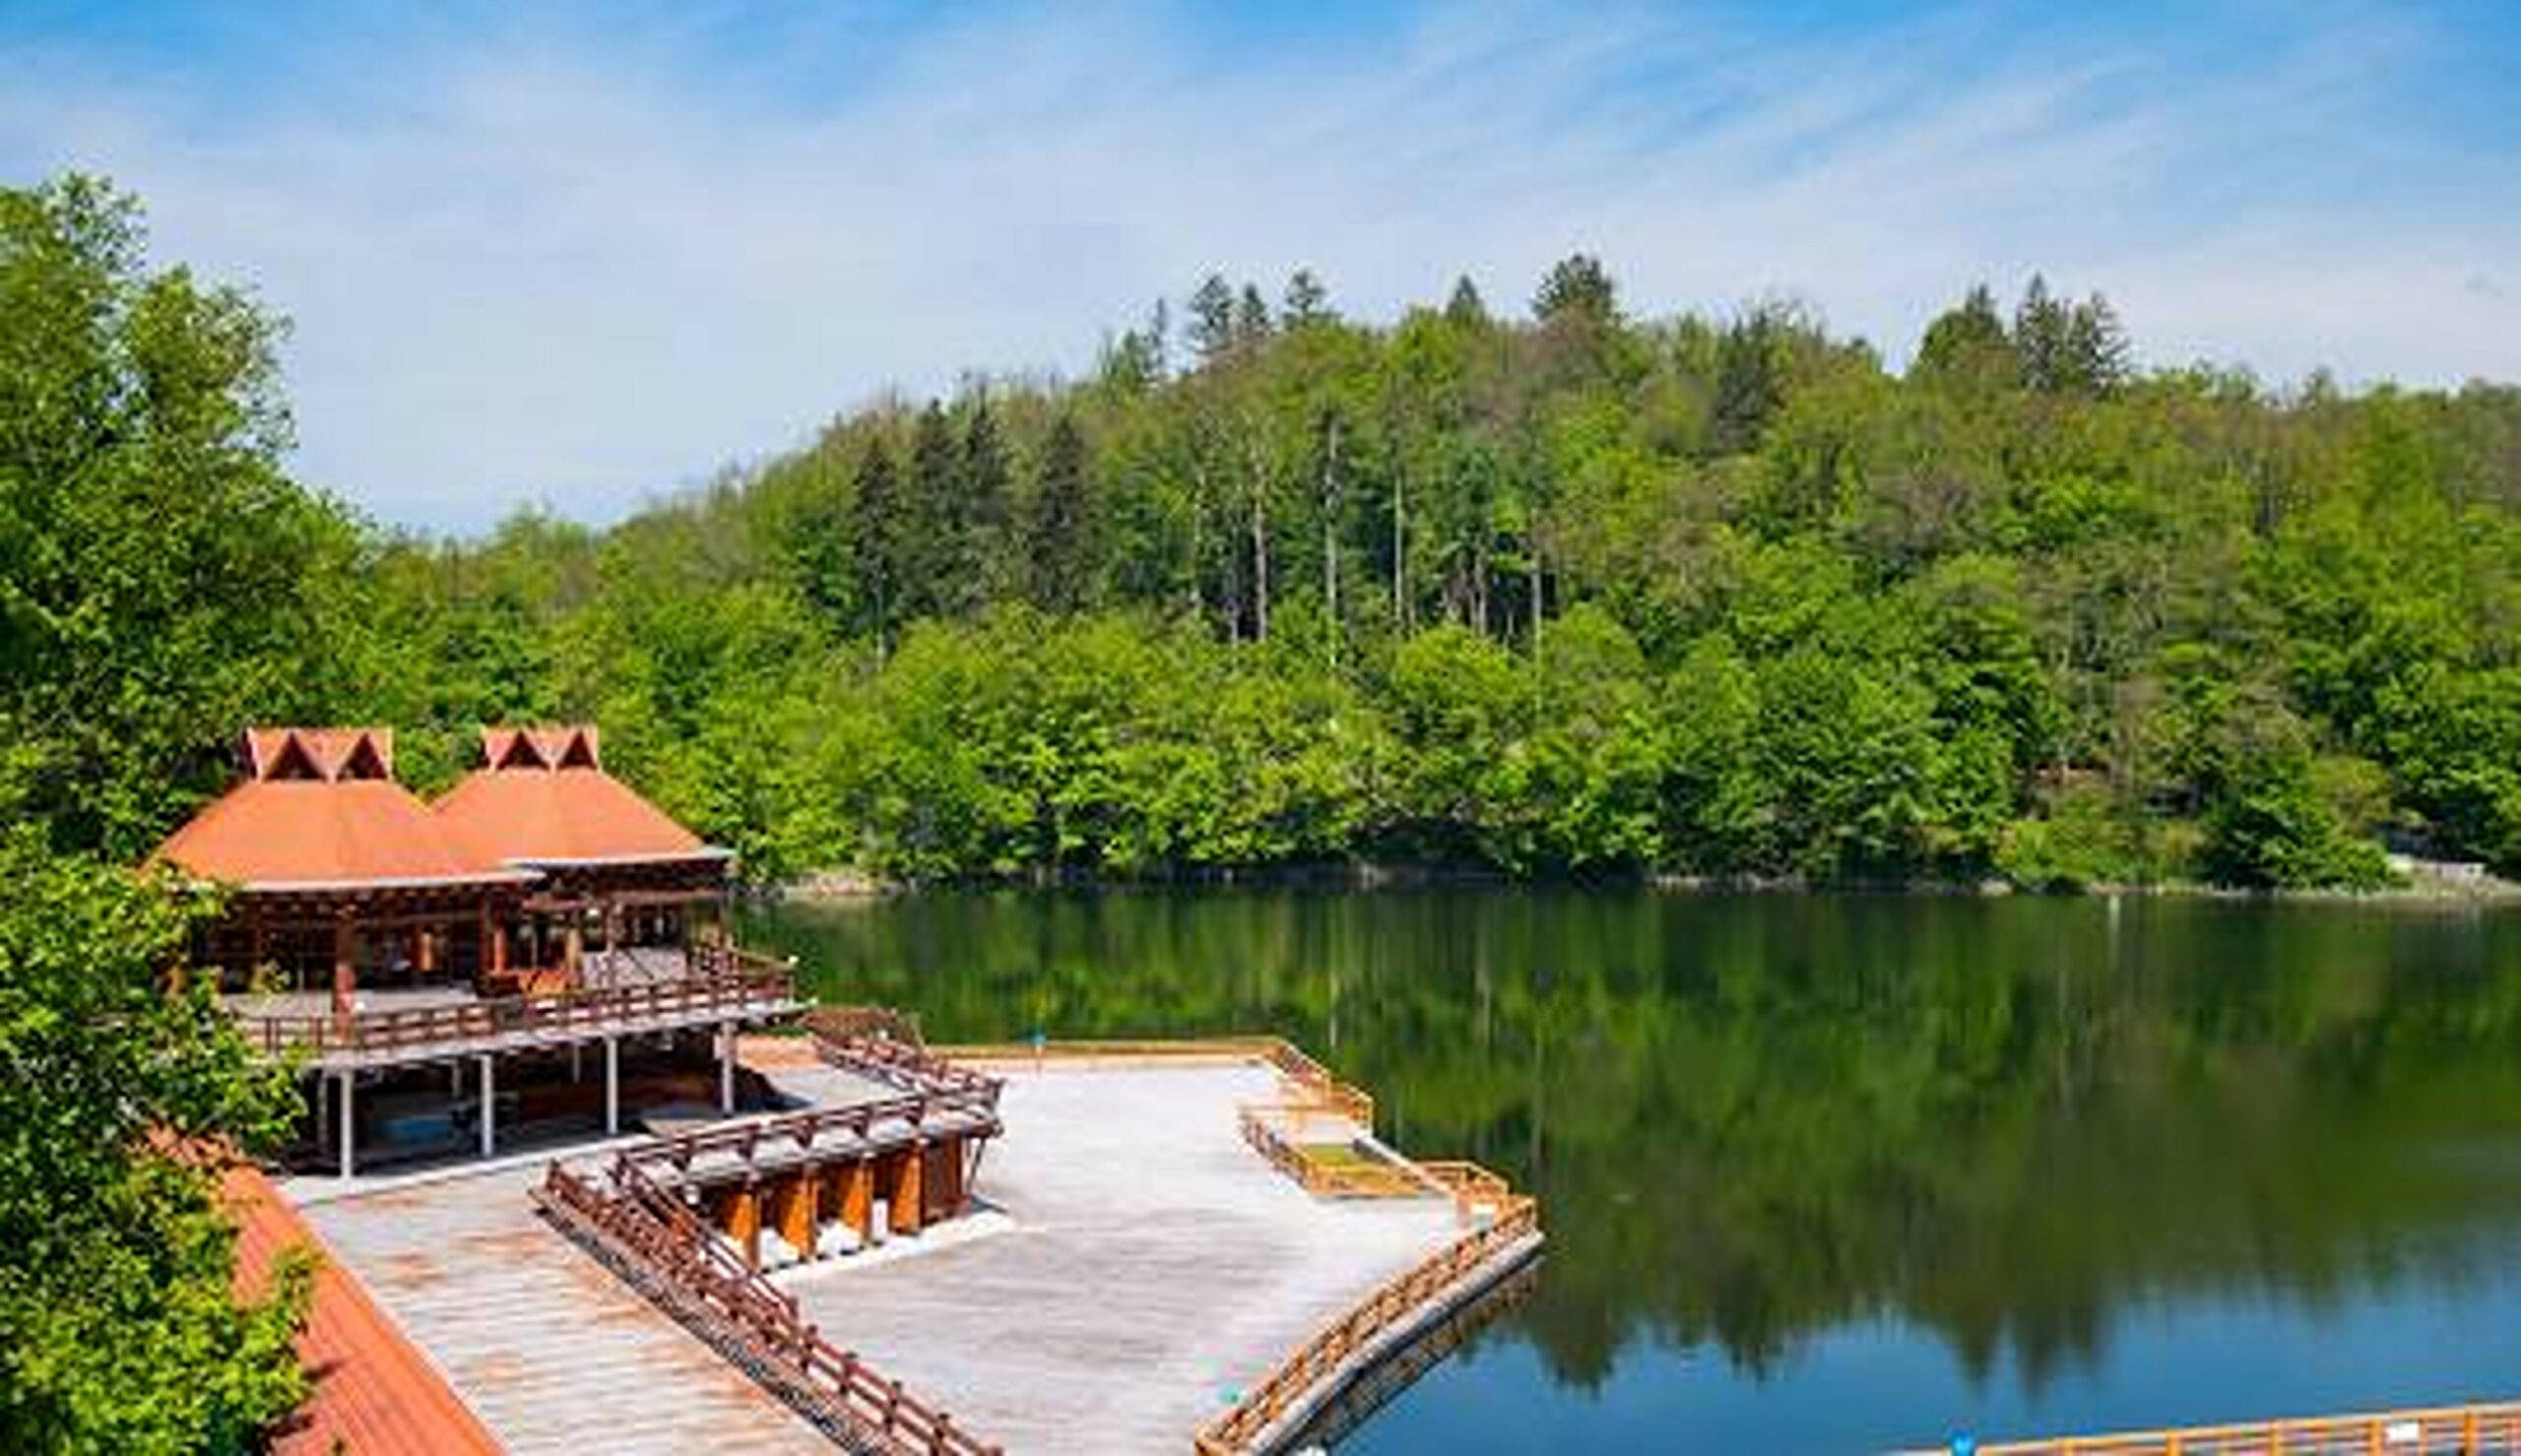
[[614, 1086, 1002, 1189], [1915, 1401, 2521, 1454], [230, 964, 797, 1057], [536, 1159, 999, 1456], [1193, 1174, 1542, 1454], [806, 1014, 1003, 1106]]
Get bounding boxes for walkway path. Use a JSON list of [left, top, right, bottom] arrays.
[[300, 1159, 833, 1456]]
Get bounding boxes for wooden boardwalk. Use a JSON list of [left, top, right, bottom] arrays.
[[301, 1158, 835, 1455], [1928, 1401, 2521, 1455]]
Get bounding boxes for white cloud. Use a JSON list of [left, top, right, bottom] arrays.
[[2, 4, 2514, 532]]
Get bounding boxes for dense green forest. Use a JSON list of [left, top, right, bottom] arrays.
[[5, 163, 2521, 1449], [14, 174, 2521, 891]]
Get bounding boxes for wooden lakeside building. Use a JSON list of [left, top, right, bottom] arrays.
[[153, 726, 803, 1174]]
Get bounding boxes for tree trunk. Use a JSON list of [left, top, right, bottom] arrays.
[[1248, 438, 1270, 644], [1322, 417, 1341, 670], [1391, 469, 1407, 633]]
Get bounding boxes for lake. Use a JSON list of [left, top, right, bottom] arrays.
[[741, 888, 2521, 1453]]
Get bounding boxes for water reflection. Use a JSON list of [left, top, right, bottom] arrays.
[[743, 890, 2521, 1449]]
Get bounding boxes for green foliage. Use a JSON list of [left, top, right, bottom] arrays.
[[16, 173, 2516, 893], [0, 175, 365, 857], [0, 831, 311, 1451]]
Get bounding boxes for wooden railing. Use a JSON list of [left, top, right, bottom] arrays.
[[615, 1085, 1002, 1189], [936, 1035, 1376, 1124], [536, 1158, 999, 1455], [805, 1012, 1003, 1106], [1193, 1175, 1542, 1454], [1238, 1109, 1431, 1199], [1922, 1402, 2521, 1455], [232, 963, 797, 1058]]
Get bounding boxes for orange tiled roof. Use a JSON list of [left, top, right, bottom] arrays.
[[151, 729, 534, 892], [225, 1163, 502, 1456], [433, 726, 726, 868]]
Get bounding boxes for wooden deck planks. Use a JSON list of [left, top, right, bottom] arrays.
[[301, 1161, 834, 1456]]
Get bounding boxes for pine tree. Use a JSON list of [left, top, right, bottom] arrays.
[[1187, 275, 1235, 364], [1912, 284, 2019, 392], [1533, 253, 1617, 325], [1235, 283, 1273, 351], [2063, 291, 2132, 395], [1282, 269, 1328, 326], [1445, 275, 1489, 328], [1713, 305, 1786, 455], [901, 401, 959, 619], [848, 434, 900, 655], [1028, 413, 1093, 611], [961, 393, 1011, 609], [2014, 275, 2072, 394]]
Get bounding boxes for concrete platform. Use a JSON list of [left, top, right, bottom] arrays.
[[776, 1061, 1466, 1455]]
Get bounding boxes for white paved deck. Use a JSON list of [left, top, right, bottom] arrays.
[[778, 1062, 1464, 1455]]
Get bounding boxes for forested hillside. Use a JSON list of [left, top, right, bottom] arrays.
[[13, 176, 2521, 888]]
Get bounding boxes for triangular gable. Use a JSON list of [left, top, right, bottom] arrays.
[[337, 730, 392, 782], [262, 731, 324, 783], [553, 726, 600, 770], [490, 729, 550, 771]]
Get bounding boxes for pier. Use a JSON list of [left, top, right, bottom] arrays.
[[1915, 1403, 2521, 1455], [272, 1024, 1541, 1453]]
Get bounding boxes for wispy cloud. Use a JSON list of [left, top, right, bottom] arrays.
[[2, 2, 2514, 531]]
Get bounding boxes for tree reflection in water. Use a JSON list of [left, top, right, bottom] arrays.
[[744, 889, 2521, 1436]]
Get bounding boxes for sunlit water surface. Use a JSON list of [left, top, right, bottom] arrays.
[[742, 889, 2521, 1454]]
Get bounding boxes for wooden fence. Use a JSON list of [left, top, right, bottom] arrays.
[[536, 1157, 999, 1456], [805, 1011, 1004, 1104], [614, 1084, 1002, 1189], [1192, 1181, 1542, 1454], [1927, 1402, 2521, 1455], [235, 960, 797, 1058]]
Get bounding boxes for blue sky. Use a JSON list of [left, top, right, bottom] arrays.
[[4, 1, 2517, 533]]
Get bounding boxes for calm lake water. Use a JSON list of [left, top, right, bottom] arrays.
[[741, 889, 2521, 1453]]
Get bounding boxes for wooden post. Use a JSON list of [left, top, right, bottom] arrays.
[[839, 1158, 875, 1243], [930, 1135, 965, 1220], [779, 1169, 818, 1260], [331, 916, 356, 1017], [417, 925, 436, 975], [718, 1021, 736, 1113], [338, 1072, 356, 1179], [563, 918, 584, 989], [890, 1145, 926, 1236], [729, 1182, 762, 1269], [478, 1054, 495, 1158], [603, 1035, 619, 1136]]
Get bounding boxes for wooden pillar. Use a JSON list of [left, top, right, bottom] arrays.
[[777, 1169, 818, 1260], [563, 918, 583, 989], [889, 1145, 926, 1236], [928, 1135, 965, 1221], [478, 1054, 495, 1158], [728, 1182, 762, 1269], [603, 1036, 619, 1136], [717, 1022, 736, 1114], [331, 915, 356, 1017], [838, 1158, 875, 1242], [337, 1072, 356, 1179], [417, 925, 436, 975]]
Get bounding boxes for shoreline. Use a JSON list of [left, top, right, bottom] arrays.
[[771, 859, 2521, 907]]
